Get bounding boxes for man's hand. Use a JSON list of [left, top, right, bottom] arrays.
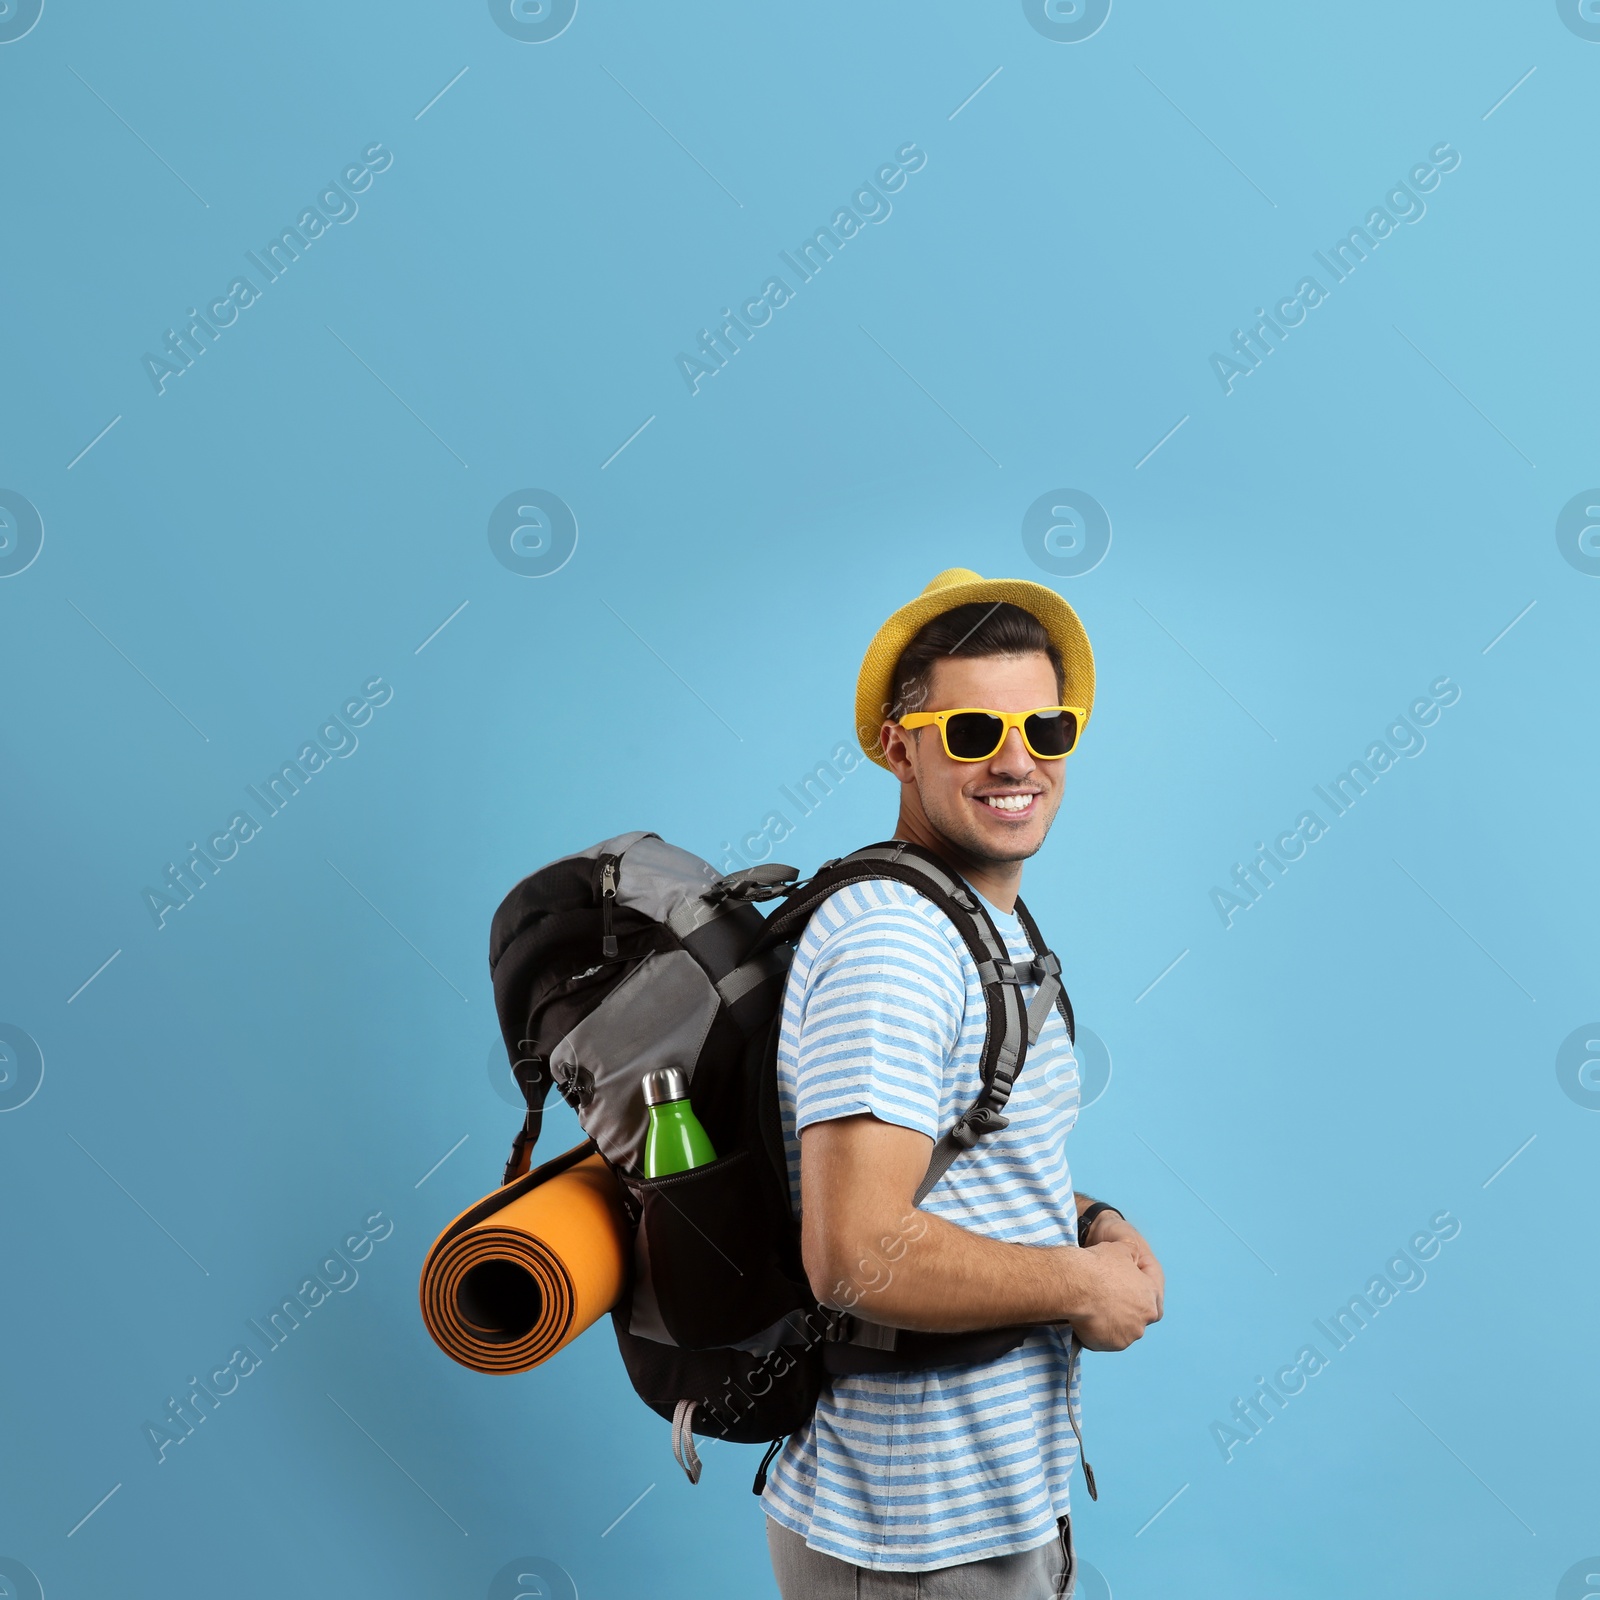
[[1067, 1237, 1163, 1351], [1088, 1215, 1165, 1320]]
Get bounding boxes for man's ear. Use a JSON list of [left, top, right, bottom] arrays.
[[880, 720, 918, 783]]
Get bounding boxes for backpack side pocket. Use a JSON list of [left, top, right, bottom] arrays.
[[631, 1148, 811, 1349]]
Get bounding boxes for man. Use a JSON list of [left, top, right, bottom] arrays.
[[761, 569, 1165, 1599]]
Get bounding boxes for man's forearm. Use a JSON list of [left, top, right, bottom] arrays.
[[819, 1207, 1089, 1333], [799, 1116, 1158, 1346]]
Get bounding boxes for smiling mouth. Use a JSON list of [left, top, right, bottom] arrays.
[[977, 791, 1039, 815]]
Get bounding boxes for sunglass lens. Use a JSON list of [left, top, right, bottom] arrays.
[[945, 712, 1005, 760], [1024, 710, 1078, 757]]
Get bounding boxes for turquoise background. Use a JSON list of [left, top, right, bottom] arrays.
[[2, 2, 1597, 1595]]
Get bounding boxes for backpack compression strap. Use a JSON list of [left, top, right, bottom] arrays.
[[503, 1048, 552, 1185]]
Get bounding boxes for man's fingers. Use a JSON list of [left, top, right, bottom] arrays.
[[1095, 1238, 1141, 1263]]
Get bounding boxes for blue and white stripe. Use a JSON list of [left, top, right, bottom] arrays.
[[760, 878, 1084, 1572]]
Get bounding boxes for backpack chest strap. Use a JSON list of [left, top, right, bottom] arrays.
[[976, 950, 1064, 1046]]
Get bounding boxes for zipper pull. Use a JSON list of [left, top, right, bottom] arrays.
[[600, 857, 618, 958]]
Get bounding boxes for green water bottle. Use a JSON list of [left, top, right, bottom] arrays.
[[642, 1068, 717, 1176]]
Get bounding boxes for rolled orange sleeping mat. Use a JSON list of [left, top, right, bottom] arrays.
[[419, 1140, 629, 1374]]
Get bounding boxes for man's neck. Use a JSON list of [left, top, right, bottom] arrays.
[[893, 809, 1023, 913]]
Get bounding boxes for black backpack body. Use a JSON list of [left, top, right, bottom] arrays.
[[487, 831, 1077, 1490]]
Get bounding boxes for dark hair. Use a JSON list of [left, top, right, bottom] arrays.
[[889, 601, 1064, 718]]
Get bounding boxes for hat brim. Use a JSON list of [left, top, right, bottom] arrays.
[[854, 577, 1095, 769]]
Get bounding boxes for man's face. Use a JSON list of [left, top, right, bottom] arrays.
[[880, 651, 1069, 867]]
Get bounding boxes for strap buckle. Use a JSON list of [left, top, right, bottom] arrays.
[[951, 1106, 1010, 1148], [978, 955, 1059, 987], [817, 1307, 857, 1343], [703, 863, 800, 904]]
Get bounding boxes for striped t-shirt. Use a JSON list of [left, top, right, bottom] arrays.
[[760, 877, 1084, 1572]]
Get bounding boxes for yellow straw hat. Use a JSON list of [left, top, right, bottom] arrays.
[[854, 568, 1095, 769]]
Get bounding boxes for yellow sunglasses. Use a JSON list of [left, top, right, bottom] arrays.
[[896, 706, 1085, 762]]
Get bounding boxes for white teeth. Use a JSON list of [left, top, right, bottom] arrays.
[[981, 793, 1033, 812]]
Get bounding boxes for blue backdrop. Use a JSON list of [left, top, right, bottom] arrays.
[[2, 3, 1596, 1596]]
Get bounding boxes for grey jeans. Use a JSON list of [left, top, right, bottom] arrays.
[[766, 1514, 1074, 1599]]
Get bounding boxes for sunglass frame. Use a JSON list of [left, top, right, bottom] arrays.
[[895, 705, 1086, 762]]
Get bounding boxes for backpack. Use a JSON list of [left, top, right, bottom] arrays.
[[486, 831, 1082, 1494]]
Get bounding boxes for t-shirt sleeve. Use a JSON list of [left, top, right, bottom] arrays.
[[790, 890, 966, 1142]]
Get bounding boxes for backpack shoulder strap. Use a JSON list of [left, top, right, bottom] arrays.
[[756, 840, 1049, 1206]]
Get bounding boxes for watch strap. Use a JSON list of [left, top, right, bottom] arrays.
[[1077, 1201, 1123, 1243]]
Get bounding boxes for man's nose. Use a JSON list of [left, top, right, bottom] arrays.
[[988, 727, 1035, 779]]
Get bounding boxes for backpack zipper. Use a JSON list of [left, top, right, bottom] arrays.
[[600, 855, 619, 958]]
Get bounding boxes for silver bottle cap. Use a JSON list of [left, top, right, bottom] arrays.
[[642, 1067, 689, 1107]]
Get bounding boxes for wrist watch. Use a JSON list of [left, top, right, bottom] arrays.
[[1077, 1201, 1123, 1244]]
